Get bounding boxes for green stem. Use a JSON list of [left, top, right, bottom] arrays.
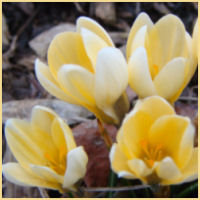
[[107, 170, 117, 198], [175, 182, 198, 198], [68, 191, 74, 198]]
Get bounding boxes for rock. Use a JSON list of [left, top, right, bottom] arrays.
[[73, 119, 117, 187], [29, 23, 75, 58], [2, 99, 92, 125], [95, 3, 116, 24]]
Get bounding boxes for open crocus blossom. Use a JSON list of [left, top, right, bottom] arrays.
[[2, 106, 88, 193], [110, 96, 197, 185], [35, 16, 129, 125], [127, 13, 198, 103]]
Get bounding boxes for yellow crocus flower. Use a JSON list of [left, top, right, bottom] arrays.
[[35, 17, 129, 124], [110, 96, 197, 185], [127, 13, 198, 103], [2, 106, 88, 193]]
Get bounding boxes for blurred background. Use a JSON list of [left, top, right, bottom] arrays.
[[2, 2, 198, 198]]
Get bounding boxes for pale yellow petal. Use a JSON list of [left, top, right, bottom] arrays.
[[48, 32, 93, 78], [30, 106, 59, 159], [153, 57, 186, 100], [122, 110, 154, 157], [127, 12, 153, 59], [35, 59, 78, 104], [52, 118, 76, 152], [192, 19, 198, 58], [128, 158, 152, 177], [5, 119, 45, 167], [128, 25, 148, 58], [177, 123, 195, 168], [80, 28, 110, 68], [128, 47, 157, 98], [110, 144, 135, 179], [181, 148, 198, 182], [148, 14, 187, 68], [31, 105, 58, 134], [76, 16, 114, 46], [51, 118, 67, 152], [148, 115, 190, 163], [164, 148, 197, 185], [2, 163, 61, 190], [63, 146, 88, 189], [131, 96, 174, 122], [57, 64, 95, 106], [156, 157, 181, 183], [95, 47, 128, 119], [30, 165, 63, 184]]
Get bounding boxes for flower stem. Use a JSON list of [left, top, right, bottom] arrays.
[[68, 191, 74, 198], [107, 170, 117, 197], [151, 184, 170, 197], [97, 119, 113, 149]]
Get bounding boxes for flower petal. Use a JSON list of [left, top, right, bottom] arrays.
[[30, 165, 63, 184], [128, 158, 152, 177], [177, 123, 195, 168], [5, 119, 45, 167], [148, 14, 187, 68], [148, 115, 190, 164], [121, 110, 154, 157], [156, 157, 181, 182], [128, 47, 157, 98], [127, 12, 153, 59], [95, 47, 128, 118], [192, 19, 198, 58], [58, 64, 95, 106], [153, 57, 186, 101], [80, 28, 110, 68], [48, 32, 93, 78], [128, 25, 148, 58], [129, 96, 174, 122], [2, 163, 61, 190], [181, 148, 198, 182], [51, 117, 76, 153], [35, 59, 77, 104], [31, 105, 58, 134], [110, 144, 135, 179], [63, 146, 88, 189], [76, 16, 114, 46]]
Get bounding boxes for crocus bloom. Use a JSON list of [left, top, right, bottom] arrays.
[[35, 17, 129, 124], [110, 96, 197, 185], [127, 13, 198, 103], [3, 106, 88, 193]]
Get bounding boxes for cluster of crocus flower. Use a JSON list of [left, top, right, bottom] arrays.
[[3, 12, 198, 193]]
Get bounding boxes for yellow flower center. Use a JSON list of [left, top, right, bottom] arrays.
[[140, 139, 164, 168], [44, 145, 67, 175], [151, 64, 159, 79]]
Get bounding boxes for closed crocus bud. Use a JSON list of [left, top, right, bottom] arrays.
[[110, 96, 197, 185], [35, 17, 129, 125], [3, 106, 88, 193], [127, 13, 198, 103]]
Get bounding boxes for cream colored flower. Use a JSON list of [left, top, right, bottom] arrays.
[[110, 96, 197, 185], [127, 13, 198, 103], [3, 106, 88, 193], [35, 17, 129, 124]]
